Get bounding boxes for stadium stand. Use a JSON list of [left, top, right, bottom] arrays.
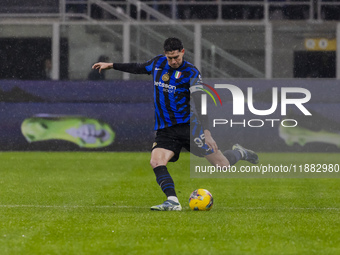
[[1, 0, 59, 14], [0, 0, 339, 80], [1, 0, 339, 21]]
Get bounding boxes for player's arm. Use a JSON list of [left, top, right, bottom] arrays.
[[203, 130, 218, 152], [92, 62, 149, 74], [190, 72, 209, 131], [191, 91, 218, 152], [92, 62, 113, 73], [92, 55, 161, 74]]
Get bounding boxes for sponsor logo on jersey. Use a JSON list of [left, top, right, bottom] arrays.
[[154, 81, 176, 93]]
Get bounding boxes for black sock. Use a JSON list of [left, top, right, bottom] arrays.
[[223, 150, 242, 166], [153, 165, 176, 197]]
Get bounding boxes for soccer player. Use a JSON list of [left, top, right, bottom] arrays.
[[92, 37, 259, 211]]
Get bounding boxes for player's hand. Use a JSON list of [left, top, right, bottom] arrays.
[[204, 130, 218, 152], [92, 62, 113, 73]]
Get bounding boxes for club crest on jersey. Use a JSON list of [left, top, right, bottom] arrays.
[[162, 73, 170, 82], [175, 71, 181, 79]]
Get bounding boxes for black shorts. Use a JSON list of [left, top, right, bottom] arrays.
[[151, 121, 213, 162]]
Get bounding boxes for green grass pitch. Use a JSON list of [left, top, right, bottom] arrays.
[[0, 152, 339, 255]]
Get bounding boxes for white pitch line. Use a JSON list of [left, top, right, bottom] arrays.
[[0, 205, 339, 210], [221, 207, 340, 210], [0, 205, 147, 209]]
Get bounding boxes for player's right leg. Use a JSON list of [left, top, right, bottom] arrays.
[[150, 147, 182, 211]]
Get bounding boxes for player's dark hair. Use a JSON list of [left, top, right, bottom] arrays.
[[163, 37, 184, 52]]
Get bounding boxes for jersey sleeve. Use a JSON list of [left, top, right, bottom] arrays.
[[112, 55, 162, 75], [189, 71, 209, 130], [189, 72, 203, 93]]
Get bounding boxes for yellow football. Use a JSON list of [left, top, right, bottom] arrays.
[[189, 189, 213, 211]]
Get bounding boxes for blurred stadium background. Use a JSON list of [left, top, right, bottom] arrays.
[[1, 2, 340, 255], [1, 0, 340, 152]]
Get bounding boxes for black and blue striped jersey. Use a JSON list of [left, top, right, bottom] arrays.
[[113, 55, 202, 131]]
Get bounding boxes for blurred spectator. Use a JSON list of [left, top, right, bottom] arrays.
[[269, 0, 286, 20], [88, 55, 109, 80], [42, 58, 52, 80], [177, 0, 193, 19], [177, 0, 193, 20]]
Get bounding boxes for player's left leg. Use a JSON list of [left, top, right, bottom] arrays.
[[231, 144, 259, 164], [190, 117, 258, 166], [205, 145, 259, 168], [204, 150, 231, 167]]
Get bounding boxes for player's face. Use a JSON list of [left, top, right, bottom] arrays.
[[165, 49, 185, 69]]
